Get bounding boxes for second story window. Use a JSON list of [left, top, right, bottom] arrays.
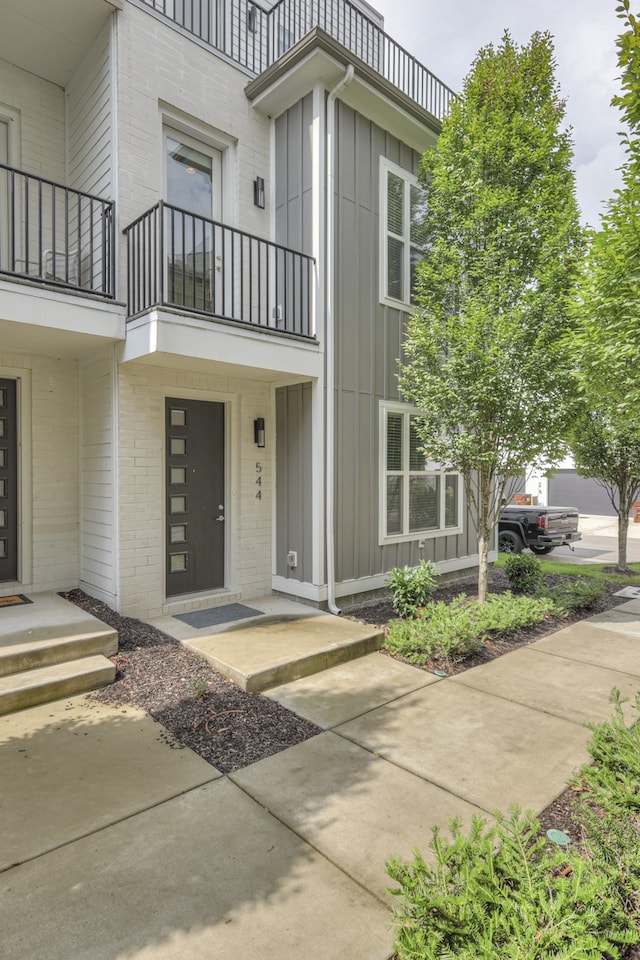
[[380, 158, 426, 310], [165, 130, 222, 220]]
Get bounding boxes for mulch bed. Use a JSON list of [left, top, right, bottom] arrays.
[[63, 569, 632, 815], [65, 570, 639, 956], [61, 589, 321, 775]]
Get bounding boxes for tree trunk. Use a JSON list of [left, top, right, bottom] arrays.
[[478, 533, 489, 604], [618, 510, 629, 573], [476, 467, 492, 604], [617, 479, 632, 574]]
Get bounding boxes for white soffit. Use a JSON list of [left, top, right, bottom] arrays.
[[0, 0, 115, 87], [248, 47, 439, 155]]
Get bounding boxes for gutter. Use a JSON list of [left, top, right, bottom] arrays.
[[325, 63, 354, 615]]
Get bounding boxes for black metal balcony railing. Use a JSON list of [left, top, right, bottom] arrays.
[[139, 0, 455, 122], [125, 201, 315, 338], [0, 163, 115, 298]]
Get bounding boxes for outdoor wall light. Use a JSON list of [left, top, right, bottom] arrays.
[[248, 4, 257, 32], [253, 176, 265, 209], [254, 417, 265, 448]]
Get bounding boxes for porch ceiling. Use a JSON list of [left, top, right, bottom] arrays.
[[0, 0, 120, 87]]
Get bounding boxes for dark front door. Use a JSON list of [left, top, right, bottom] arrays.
[[0, 378, 18, 582], [166, 398, 225, 597]]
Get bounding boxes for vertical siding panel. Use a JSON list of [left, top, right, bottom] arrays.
[[66, 21, 112, 199], [275, 384, 313, 583], [334, 102, 477, 587], [79, 353, 116, 600]]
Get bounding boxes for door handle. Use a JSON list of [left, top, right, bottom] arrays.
[[215, 515, 225, 522]]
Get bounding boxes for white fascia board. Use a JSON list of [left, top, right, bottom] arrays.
[[121, 311, 323, 380]]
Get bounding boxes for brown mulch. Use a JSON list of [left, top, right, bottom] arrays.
[[65, 569, 639, 955], [61, 589, 321, 775], [63, 569, 632, 812]]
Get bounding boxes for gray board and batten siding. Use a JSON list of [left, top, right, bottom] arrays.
[[273, 95, 476, 587]]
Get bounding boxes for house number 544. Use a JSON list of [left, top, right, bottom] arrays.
[[256, 461, 262, 500]]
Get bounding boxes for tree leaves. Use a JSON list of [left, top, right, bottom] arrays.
[[399, 32, 582, 599]]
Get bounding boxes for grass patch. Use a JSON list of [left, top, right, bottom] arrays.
[[495, 555, 640, 585]]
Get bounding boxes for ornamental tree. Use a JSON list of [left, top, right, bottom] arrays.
[[569, 405, 640, 573], [399, 31, 583, 602], [567, 2, 640, 573]]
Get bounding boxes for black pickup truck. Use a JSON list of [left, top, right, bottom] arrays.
[[498, 505, 582, 555]]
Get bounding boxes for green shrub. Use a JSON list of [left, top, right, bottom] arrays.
[[551, 578, 607, 615], [387, 560, 438, 618], [579, 690, 640, 813], [385, 592, 554, 665], [503, 552, 544, 594], [387, 809, 637, 960]]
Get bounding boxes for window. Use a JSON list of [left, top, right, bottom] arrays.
[[380, 403, 462, 543], [380, 158, 426, 309]]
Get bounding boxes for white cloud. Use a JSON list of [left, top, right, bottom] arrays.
[[373, 0, 626, 225]]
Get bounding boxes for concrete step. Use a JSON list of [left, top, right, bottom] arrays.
[[0, 655, 116, 716], [0, 628, 118, 677], [183, 613, 385, 693]]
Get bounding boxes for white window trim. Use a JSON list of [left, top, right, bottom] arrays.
[[378, 401, 463, 545], [379, 157, 420, 313]]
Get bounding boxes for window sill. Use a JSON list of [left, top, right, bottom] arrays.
[[379, 525, 463, 546]]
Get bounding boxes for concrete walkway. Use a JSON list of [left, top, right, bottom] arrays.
[[2, 601, 640, 959]]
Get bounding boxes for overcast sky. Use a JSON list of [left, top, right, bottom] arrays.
[[373, 0, 625, 228]]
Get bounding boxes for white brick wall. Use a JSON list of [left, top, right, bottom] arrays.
[[0, 351, 79, 593], [0, 61, 65, 179], [116, 3, 272, 289], [117, 361, 272, 619]]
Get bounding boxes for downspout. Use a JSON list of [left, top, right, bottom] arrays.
[[325, 64, 354, 615]]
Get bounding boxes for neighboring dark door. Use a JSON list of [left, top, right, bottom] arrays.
[[0, 378, 17, 582], [166, 398, 225, 597]]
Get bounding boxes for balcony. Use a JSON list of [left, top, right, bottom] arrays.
[[124, 201, 315, 339], [137, 0, 455, 122], [0, 163, 115, 299]]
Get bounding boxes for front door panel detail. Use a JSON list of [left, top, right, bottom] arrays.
[[0, 378, 17, 582], [165, 398, 225, 597]]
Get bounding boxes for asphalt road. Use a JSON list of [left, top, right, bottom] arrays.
[[543, 515, 640, 567]]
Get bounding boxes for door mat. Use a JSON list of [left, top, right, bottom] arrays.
[[174, 603, 264, 629], [0, 594, 32, 609]]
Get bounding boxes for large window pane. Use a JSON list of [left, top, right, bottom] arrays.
[[409, 475, 439, 531], [387, 171, 404, 235], [410, 183, 426, 244], [409, 417, 427, 471], [166, 136, 213, 219], [387, 413, 403, 471], [386, 476, 403, 535], [387, 236, 404, 300], [445, 474, 459, 528]]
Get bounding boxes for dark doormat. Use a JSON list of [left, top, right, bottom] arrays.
[[174, 603, 264, 629], [0, 594, 32, 608]]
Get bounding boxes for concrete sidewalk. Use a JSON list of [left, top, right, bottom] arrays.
[[2, 602, 640, 959]]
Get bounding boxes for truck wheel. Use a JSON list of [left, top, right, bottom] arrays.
[[498, 531, 523, 554], [530, 545, 555, 555]]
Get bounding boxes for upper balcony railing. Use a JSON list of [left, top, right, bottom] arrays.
[[125, 201, 316, 338], [139, 0, 455, 122], [0, 163, 115, 299]]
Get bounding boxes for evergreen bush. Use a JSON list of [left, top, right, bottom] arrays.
[[387, 560, 438, 618], [503, 553, 545, 594]]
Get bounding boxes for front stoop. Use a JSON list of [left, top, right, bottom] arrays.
[[0, 593, 117, 715], [0, 657, 116, 716], [183, 614, 385, 693]]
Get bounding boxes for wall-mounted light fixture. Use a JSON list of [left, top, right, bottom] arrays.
[[254, 417, 265, 448], [248, 4, 257, 32], [253, 176, 265, 209]]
